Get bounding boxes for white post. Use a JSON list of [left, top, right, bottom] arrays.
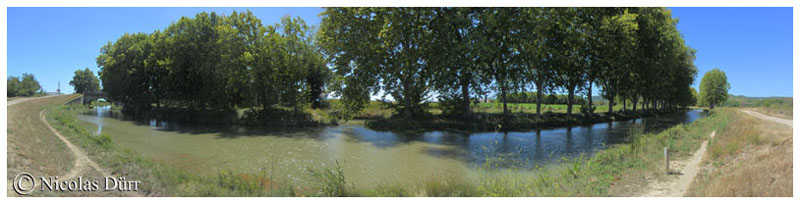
[[664, 147, 670, 175]]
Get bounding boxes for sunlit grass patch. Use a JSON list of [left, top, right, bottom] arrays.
[[688, 109, 792, 196]]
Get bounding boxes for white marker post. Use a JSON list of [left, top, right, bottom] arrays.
[[664, 147, 670, 175]]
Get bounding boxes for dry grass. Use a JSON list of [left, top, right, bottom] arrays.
[[751, 107, 793, 119], [6, 95, 80, 196], [687, 109, 792, 196]]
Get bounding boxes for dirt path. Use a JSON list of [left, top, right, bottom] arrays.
[[740, 109, 792, 127], [6, 95, 63, 107], [642, 131, 716, 197], [38, 110, 112, 181], [8, 95, 140, 196], [9, 95, 110, 180]]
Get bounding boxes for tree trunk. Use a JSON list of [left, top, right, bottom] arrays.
[[652, 100, 657, 111], [566, 86, 575, 116], [501, 83, 508, 118], [643, 98, 648, 111], [608, 92, 614, 115], [461, 77, 472, 118], [633, 97, 638, 113], [403, 80, 413, 119], [587, 78, 593, 113], [623, 98, 627, 112], [536, 83, 543, 119]]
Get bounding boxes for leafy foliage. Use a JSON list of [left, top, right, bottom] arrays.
[[699, 68, 730, 109], [69, 68, 100, 93], [97, 10, 329, 116], [320, 8, 698, 120], [7, 73, 42, 97]]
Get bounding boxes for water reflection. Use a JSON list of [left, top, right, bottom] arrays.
[[79, 106, 705, 170]]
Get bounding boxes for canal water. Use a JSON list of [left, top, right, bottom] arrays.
[[76, 106, 705, 187]]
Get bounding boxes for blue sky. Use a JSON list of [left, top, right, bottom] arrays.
[[670, 7, 793, 97], [6, 7, 793, 97]]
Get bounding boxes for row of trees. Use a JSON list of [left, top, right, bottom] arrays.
[[97, 11, 329, 115], [319, 7, 698, 119], [7, 73, 42, 97]]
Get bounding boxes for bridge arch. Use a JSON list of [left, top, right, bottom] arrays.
[[82, 91, 109, 104]]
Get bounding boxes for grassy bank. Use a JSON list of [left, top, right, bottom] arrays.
[[44, 103, 733, 196], [686, 109, 792, 196], [117, 104, 339, 128], [348, 100, 682, 132], [348, 101, 626, 120], [7, 96, 77, 196], [117, 99, 648, 132], [366, 109, 682, 133]]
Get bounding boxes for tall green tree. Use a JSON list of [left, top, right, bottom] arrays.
[[18, 73, 42, 96], [7, 76, 21, 97], [544, 8, 585, 116], [7, 73, 42, 97], [699, 68, 729, 109], [319, 8, 435, 118], [428, 8, 484, 118], [595, 9, 638, 114], [517, 7, 551, 118], [476, 8, 524, 119], [69, 68, 101, 93]]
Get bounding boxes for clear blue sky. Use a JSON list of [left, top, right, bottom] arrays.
[[7, 7, 793, 97], [7, 7, 324, 94], [670, 7, 793, 97]]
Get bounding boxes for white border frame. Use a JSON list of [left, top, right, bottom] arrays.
[[1, 0, 798, 203]]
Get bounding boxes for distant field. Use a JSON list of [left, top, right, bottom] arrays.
[[723, 95, 792, 117]]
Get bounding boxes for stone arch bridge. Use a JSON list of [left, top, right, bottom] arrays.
[[65, 91, 109, 104]]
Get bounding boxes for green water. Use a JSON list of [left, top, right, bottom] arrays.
[[76, 106, 705, 187]]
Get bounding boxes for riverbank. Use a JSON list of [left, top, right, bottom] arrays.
[[366, 109, 691, 133], [114, 100, 641, 132], [117, 105, 339, 128], [40, 101, 733, 196]]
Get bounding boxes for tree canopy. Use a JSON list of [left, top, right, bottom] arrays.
[[699, 68, 730, 109], [97, 10, 328, 115], [69, 68, 100, 93], [7, 73, 42, 97], [98, 8, 699, 123], [319, 7, 698, 119]]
